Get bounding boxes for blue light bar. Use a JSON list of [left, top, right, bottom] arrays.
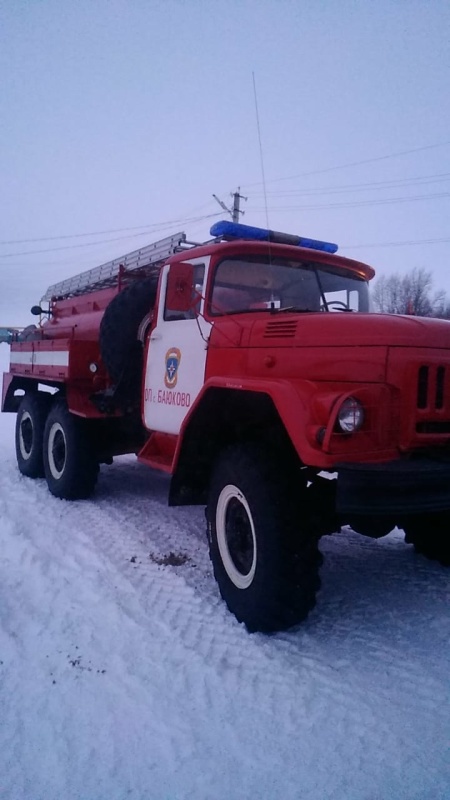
[[210, 221, 338, 254]]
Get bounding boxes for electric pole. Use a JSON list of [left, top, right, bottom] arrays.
[[213, 188, 247, 222]]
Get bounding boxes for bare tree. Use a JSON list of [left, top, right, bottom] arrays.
[[432, 295, 450, 320], [372, 267, 450, 318]]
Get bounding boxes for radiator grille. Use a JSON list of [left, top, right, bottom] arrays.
[[416, 365, 446, 410], [417, 366, 429, 408], [436, 366, 445, 409]]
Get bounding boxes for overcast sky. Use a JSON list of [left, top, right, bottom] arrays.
[[1, 0, 449, 325]]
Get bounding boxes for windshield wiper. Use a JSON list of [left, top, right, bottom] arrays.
[[276, 306, 317, 313], [219, 305, 318, 317]]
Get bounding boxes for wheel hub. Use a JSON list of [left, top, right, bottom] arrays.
[[20, 414, 33, 457], [225, 499, 255, 576], [216, 485, 257, 590], [48, 422, 67, 479]]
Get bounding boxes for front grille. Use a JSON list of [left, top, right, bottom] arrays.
[[417, 366, 429, 408], [416, 364, 446, 410], [436, 366, 445, 409]]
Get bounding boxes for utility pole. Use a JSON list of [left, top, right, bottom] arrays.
[[231, 188, 247, 222], [213, 188, 247, 222]]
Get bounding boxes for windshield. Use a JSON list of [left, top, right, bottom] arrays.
[[209, 256, 369, 315]]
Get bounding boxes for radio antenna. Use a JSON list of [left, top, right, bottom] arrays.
[[252, 72, 270, 230]]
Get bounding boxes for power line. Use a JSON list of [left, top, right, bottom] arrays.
[[0, 210, 220, 246], [248, 190, 450, 212], [0, 234, 151, 259], [343, 237, 450, 249], [0, 222, 165, 246], [250, 172, 450, 198], [241, 140, 450, 189], [0, 213, 221, 259], [3, 140, 449, 247]]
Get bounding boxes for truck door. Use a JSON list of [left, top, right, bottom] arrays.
[[143, 257, 212, 434]]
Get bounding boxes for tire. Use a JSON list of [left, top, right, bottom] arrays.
[[206, 444, 321, 633], [404, 514, 450, 567], [15, 393, 51, 478], [43, 400, 99, 500], [99, 277, 157, 385]]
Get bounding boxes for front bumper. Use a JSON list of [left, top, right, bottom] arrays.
[[336, 458, 450, 515]]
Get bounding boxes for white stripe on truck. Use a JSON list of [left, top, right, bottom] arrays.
[[11, 351, 70, 367]]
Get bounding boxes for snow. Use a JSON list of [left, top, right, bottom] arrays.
[[0, 343, 449, 800]]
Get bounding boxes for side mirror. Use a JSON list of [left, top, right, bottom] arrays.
[[166, 262, 195, 312], [30, 305, 51, 318]]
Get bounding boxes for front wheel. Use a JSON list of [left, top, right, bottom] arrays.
[[207, 445, 321, 633], [43, 400, 99, 499], [403, 513, 450, 567]]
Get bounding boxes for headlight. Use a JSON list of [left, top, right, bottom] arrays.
[[337, 397, 364, 433]]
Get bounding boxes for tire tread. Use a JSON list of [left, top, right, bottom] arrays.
[[207, 443, 321, 633]]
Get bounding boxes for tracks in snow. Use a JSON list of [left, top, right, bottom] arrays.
[[1, 448, 449, 799]]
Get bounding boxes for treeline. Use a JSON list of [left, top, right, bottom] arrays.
[[372, 267, 450, 319]]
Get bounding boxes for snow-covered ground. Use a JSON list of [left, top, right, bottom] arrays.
[[0, 343, 449, 800]]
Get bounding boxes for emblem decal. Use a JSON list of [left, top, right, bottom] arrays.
[[164, 347, 182, 388]]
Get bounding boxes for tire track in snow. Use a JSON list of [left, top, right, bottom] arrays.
[[49, 468, 450, 702], [4, 457, 448, 716], [1, 449, 449, 799]]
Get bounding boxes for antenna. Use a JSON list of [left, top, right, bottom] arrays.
[[252, 72, 270, 230]]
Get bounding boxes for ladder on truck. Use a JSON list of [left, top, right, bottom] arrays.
[[41, 231, 191, 302]]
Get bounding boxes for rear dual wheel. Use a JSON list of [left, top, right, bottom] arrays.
[[207, 445, 321, 633], [16, 395, 98, 499], [43, 400, 99, 499]]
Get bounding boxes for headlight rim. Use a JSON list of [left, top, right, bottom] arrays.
[[336, 396, 364, 434]]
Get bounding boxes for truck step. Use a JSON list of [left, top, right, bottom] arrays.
[[138, 431, 177, 474]]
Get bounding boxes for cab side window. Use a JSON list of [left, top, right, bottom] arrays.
[[164, 264, 205, 321]]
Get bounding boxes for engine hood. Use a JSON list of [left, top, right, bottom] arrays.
[[248, 312, 450, 350]]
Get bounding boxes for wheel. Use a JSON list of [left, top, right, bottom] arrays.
[[206, 444, 321, 633], [43, 400, 99, 499], [99, 277, 158, 385], [404, 514, 450, 567], [15, 393, 51, 478]]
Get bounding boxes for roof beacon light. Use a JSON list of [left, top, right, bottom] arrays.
[[210, 221, 338, 254]]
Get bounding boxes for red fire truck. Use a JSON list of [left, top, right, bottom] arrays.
[[2, 221, 449, 631]]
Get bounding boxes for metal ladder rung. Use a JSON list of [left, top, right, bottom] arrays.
[[41, 231, 188, 301]]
